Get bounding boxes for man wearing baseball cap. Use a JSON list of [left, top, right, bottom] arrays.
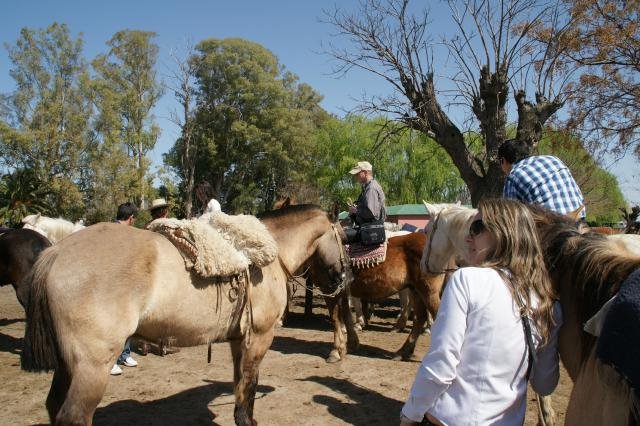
[[346, 160, 386, 242]]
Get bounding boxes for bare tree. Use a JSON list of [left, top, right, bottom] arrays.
[[324, 0, 572, 205], [166, 41, 199, 218]]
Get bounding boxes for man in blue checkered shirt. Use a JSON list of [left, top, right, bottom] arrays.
[[498, 139, 585, 219]]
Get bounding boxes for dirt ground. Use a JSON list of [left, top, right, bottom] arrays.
[[0, 285, 573, 425]]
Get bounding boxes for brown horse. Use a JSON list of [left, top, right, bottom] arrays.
[[21, 205, 349, 426], [531, 206, 640, 425], [311, 232, 445, 362], [0, 228, 51, 308]]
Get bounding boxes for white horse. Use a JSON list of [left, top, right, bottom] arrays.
[[22, 214, 85, 244], [420, 201, 477, 275]]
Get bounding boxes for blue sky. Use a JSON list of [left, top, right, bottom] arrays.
[[2, 0, 638, 204]]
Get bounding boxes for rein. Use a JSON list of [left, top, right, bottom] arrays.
[[278, 224, 349, 299], [424, 211, 459, 275]]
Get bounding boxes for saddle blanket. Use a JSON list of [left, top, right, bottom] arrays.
[[596, 267, 640, 398], [346, 241, 387, 269], [148, 212, 278, 278]]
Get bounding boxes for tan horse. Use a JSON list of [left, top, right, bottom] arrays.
[[531, 206, 640, 425], [21, 204, 349, 426]]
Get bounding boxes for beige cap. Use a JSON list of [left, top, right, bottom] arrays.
[[149, 198, 169, 211], [349, 161, 373, 174]]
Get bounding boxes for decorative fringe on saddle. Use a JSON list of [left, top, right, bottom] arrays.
[[346, 242, 387, 269], [147, 212, 278, 278]]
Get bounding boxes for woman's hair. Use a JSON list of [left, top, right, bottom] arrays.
[[477, 198, 557, 344]]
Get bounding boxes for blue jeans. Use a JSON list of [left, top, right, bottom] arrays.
[[117, 339, 131, 364]]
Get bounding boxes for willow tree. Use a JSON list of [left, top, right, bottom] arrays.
[[325, 0, 571, 205]]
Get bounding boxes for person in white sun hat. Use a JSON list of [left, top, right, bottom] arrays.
[[145, 198, 170, 229]]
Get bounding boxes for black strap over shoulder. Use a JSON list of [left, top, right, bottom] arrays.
[[521, 314, 537, 380]]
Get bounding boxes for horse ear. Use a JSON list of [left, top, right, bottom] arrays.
[[282, 197, 291, 208], [423, 200, 438, 216], [329, 202, 340, 223], [566, 205, 585, 222]]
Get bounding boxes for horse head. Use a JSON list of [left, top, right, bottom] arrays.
[[259, 204, 352, 296], [312, 205, 352, 296], [421, 202, 477, 275]]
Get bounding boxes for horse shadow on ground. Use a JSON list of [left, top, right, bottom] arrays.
[[93, 380, 275, 426], [301, 375, 404, 425], [0, 332, 22, 355], [280, 310, 334, 331], [0, 317, 25, 355], [270, 335, 398, 361], [0, 317, 25, 326]]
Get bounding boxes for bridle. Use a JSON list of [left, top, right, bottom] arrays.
[[279, 224, 349, 298], [423, 211, 459, 275]]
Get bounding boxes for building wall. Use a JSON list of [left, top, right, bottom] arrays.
[[387, 215, 429, 230]]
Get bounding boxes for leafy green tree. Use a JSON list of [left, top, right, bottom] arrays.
[[166, 38, 325, 213], [92, 30, 163, 207], [0, 168, 51, 226], [0, 23, 91, 218]]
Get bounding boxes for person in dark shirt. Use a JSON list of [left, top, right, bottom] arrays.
[[345, 161, 386, 243]]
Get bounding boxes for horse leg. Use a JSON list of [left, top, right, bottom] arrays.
[[340, 293, 360, 353], [350, 296, 365, 331], [230, 329, 275, 426], [392, 288, 411, 332], [45, 363, 71, 423], [324, 295, 346, 363], [54, 360, 110, 425], [393, 291, 428, 361]]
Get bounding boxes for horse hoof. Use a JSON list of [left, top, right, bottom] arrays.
[[354, 323, 363, 332], [326, 351, 342, 363]]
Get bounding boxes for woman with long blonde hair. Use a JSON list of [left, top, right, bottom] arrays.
[[401, 198, 561, 426]]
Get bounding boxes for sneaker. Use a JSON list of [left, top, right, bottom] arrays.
[[122, 356, 138, 367], [110, 364, 123, 375]]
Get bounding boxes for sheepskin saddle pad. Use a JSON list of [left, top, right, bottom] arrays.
[[148, 213, 278, 278], [345, 242, 387, 269]]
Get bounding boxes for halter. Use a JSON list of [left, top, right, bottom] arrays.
[[423, 211, 459, 275], [279, 224, 349, 298]]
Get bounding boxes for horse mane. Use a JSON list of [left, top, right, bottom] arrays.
[[257, 204, 325, 221], [531, 205, 640, 358]]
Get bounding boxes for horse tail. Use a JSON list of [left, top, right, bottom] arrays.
[[21, 246, 60, 372]]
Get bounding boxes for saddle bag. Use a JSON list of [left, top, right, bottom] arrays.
[[358, 221, 386, 246]]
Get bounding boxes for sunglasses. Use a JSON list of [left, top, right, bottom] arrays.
[[469, 219, 487, 237]]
